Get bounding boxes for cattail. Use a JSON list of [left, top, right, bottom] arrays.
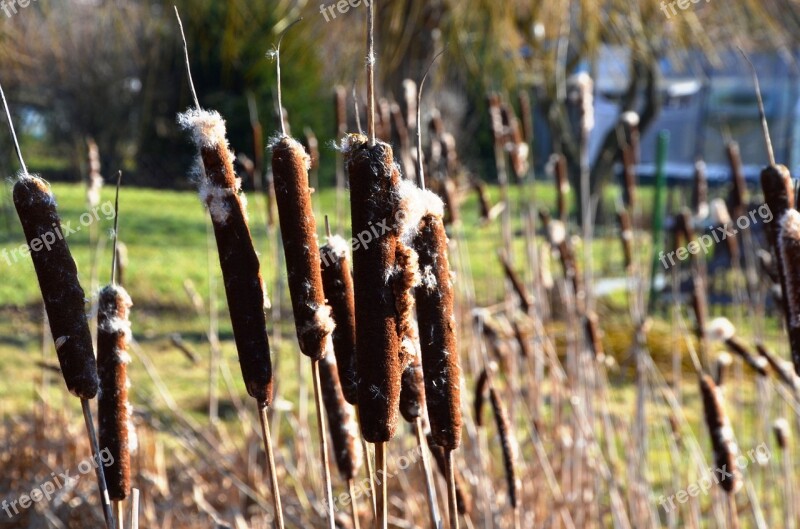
[[693, 159, 709, 219], [335, 85, 348, 136], [412, 189, 463, 451], [620, 138, 636, 210], [320, 234, 358, 405], [517, 90, 533, 146], [512, 320, 531, 359], [342, 133, 407, 442], [399, 343, 426, 423], [402, 79, 417, 132], [714, 352, 733, 386], [499, 252, 531, 314], [617, 207, 633, 270], [620, 111, 640, 164], [756, 342, 798, 389], [699, 374, 740, 493], [302, 128, 320, 173], [726, 142, 747, 215], [441, 178, 460, 226], [13, 175, 98, 399], [669, 414, 683, 447], [97, 285, 135, 501], [473, 178, 495, 223], [552, 153, 569, 222], [691, 274, 708, 343], [760, 164, 793, 250], [673, 209, 695, 252], [177, 108, 272, 406], [271, 135, 334, 360], [773, 418, 790, 450], [319, 352, 362, 481], [170, 333, 200, 364], [427, 434, 473, 516], [584, 310, 604, 360], [473, 367, 490, 427], [86, 137, 103, 209], [707, 317, 768, 377], [489, 386, 520, 508], [778, 209, 800, 374]]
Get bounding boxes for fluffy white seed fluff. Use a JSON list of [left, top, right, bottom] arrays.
[[177, 108, 228, 149], [549, 220, 567, 245], [707, 317, 736, 342], [709, 198, 731, 226], [324, 234, 350, 262], [716, 351, 732, 367], [620, 111, 640, 128], [299, 304, 336, 354], [268, 134, 311, 172], [395, 180, 444, 246]]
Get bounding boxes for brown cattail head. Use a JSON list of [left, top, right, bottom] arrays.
[[617, 207, 633, 270], [178, 109, 273, 406], [584, 310, 604, 360], [302, 128, 320, 173], [512, 320, 531, 359], [427, 433, 473, 515], [499, 252, 531, 314], [773, 418, 790, 450], [334, 85, 348, 136], [402, 79, 417, 132], [319, 352, 362, 481], [699, 374, 740, 493], [474, 366, 491, 427], [271, 135, 334, 361], [97, 285, 135, 501], [399, 341, 426, 423], [489, 386, 520, 508], [693, 160, 709, 219], [412, 190, 463, 451], [673, 209, 695, 252], [691, 274, 708, 342], [13, 175, 98, 399], [714, 352, 733, 386], [473, 178, 494, 223], [726, 141, 748, 215], [552, 153, 569, 222], [320, 234, 358, 404], [342, 134, 406, 442], [756, 342, 798, 389], [760, 164, 793, 250], [778, 209, 800, 374]]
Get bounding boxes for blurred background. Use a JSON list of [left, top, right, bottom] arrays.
[[0, 0, 798, 192]]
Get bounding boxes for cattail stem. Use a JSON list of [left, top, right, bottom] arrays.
[[82, 399, 117, 529], [444, 450, 460, 529], [375, 442, 388, 529], [348, 479, 361, 529], [130, 488, 139, 529], [366, 0, 375, 145], [728, 493, 741, 529], [114, 501, 124, 529], [355, 407, 378, 517], [416, 418, 442, 529], [258, 405, 285, 529], [312, 360, 336, 529]]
